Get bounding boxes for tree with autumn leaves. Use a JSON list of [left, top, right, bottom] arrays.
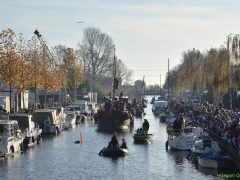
[[165, 33, 240, 107], [0, 29, 85, 105]]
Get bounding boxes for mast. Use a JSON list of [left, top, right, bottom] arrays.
[[112, 45, 116, 101], [141, 75, 145, 101]]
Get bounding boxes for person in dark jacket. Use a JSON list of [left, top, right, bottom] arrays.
[[142, 119, 149, 134], [109, 132, 119, 148], [120, 138, 127, 149]]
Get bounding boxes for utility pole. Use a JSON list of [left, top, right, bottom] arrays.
[[168, 59, 169, 100]]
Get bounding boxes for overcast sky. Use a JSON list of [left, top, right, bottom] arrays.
[[1, 0, 240, 86]]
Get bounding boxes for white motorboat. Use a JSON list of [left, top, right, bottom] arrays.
[[152, 100, 168, 115], [46, 107, 69, 130], [64, 105, 82, 123], [197, 147, 232, 169], [191, 135, 221, 158], [65, 112, 77, 125], [0, 120, 24, 156], [168, 127, 203, 150], [9, 114, 42, 147], [73, 100, 91, 118], [33, 109, 62, 134]]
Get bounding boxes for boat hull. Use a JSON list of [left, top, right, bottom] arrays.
[[23, 135, 41, 147], [99, 147, 128, 157], [133, 134, 153, 142], [198, 158, 229, 169], [98, 117, 131, 130], [0, 138, 23, 157]]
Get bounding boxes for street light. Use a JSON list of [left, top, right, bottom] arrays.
[[186, 89, 189, 100], [204, 89, 208, 101]]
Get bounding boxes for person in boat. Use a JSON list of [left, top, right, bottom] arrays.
[[120, 138, 127, 149], [142, 119, 149, 134], [137, 128, 145, 136], [172, 114, 182, 133], [109, 132, 119, 148]]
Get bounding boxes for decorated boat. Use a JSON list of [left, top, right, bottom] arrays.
[[96, 47, 134, 130]]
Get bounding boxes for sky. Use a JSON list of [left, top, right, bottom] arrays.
[[1, 0, 240, 86]]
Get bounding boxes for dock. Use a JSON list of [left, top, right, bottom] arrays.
[[208, 130, 240, 169]]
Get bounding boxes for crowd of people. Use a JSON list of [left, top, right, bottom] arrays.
[[168, 97, 240, 154]]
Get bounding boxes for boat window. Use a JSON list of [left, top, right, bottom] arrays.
[[8, 138, 13, 142], [184, 128, 193, 133]]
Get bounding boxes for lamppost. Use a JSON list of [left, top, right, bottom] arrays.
[[204, 89, 208, 102], [186, 90, 189, 101]]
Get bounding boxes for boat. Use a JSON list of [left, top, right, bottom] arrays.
[[190, 135, 221, 160], [99, 147, 128, 157], [197, 147, 232, 169], [65, 112, 77, 125], [64, 105, 82, 123], [0, 119, 24, 156], [167, 127, 203, 150], [87, 102, 99, 117], [32, 109, 62, 134], [97, 48, 134, 130], [150, 97, 155, 104], [46, 107, 69, 130], [9, 114, 42, 147], [159, 111, 174, 122], [135, 109, 145, 117], [152, 100, 168, 115], [73, 100, 91, 118], [132, 133, 154, 142]]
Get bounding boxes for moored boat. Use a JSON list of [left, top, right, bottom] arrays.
[[168, 127, 203, 150], [197, 148, 232, 169], [99, 147, 128, 157], [190, 135, 221, 161], [33, 109, 61, 134], [0, 120, 24, 156], [9, 114, 42, 147]]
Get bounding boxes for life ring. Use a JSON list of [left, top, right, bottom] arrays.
[[44, 120, 51, 126]]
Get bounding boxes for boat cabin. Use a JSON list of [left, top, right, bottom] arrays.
[[0, 120, 20, 140], [152, 101, 168, 111], [33, 109, 59, 126], [9, 114, 33, 131], [73, 100, 89, 114]]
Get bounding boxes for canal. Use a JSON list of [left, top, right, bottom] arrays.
[[0, 96, 239, 180]]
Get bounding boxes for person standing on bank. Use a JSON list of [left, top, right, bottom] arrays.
[[142, 119, 149, 134]]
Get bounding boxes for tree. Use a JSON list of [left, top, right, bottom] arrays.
[[76, 27, 114, 87]]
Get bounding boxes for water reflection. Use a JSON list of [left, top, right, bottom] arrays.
[[168, 150, 190, 165]]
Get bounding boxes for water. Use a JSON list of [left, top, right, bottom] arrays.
[[0, 96, 239, 180]]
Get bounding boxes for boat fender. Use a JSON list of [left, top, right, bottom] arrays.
[[165, 141, 168, 150], [32, 137, 35, 143], [56, 126, 60, 134], [10, 145, 14, 153], [186, 151, 192, 160]]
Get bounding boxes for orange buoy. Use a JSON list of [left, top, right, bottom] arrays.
[[80, 132, 83, 144]]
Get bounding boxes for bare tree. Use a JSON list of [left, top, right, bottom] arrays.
[[76, 27, 114, 87]]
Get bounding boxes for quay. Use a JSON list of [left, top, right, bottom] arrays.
[[208, 130, 240, 169]]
